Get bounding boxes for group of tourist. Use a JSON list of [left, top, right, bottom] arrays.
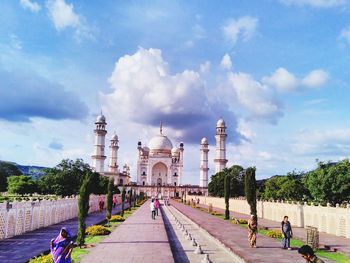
[[150, 198, 160, 219], [247, 214, 324, 262]]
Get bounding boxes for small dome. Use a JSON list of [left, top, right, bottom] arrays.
[[96, 114, 106, 123], [217, 118, 225, 127], [143, 146, 150, 152], [111, 134, 118, 141], [171, 147, 180, 155], [201, 137, 208, 144], [149, 134, 173, 151]]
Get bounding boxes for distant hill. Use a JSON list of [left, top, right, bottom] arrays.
[[0, 160, 48, 180], [16, 164, 48, 180]]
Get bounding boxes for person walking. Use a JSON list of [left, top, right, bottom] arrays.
[[154, 198, 160, 216], [281, 215, 293, 250], [113, 195, 117, 209], [247, 215, 258, 248], [298, 245, 325, 263], [150, 199, 156, 220], [50, 227, 74, 263]]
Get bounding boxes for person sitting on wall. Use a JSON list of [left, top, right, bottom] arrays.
[[50, 227, 74, 263], [298, 245, 325, 263]]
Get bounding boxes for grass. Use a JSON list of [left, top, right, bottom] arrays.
[[185, 202, 350, 263]]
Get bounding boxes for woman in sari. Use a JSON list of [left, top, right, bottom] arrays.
[[247, 215, 258, 248], [50, 227, 74, 263]]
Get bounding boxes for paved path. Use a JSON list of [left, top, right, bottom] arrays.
[[162, 203, 241, 262], [0, 203, 128, 263], [171, 200, 307, 263], [81, 201, 174, 263], [196, 202, 350, 256]]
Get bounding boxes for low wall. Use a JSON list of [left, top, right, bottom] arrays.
[[0, 194, 120, 240], [186, 195, 350, 238]]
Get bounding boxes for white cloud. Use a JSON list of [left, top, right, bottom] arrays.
[[46, 0, 94, 40], [9, 34, 22, 50], [227, 72, 283, 123], [279, 0, 346, 8], [262, 67, 298, 92], [102, 47, 240, 144], [20, 0, 41, 12], [222, 16, 258, 45], [200, 61, 210, 74], [263, 67, 329, 92], [220, 53, 232, 70], [339, 26, 350, 45], [291, 129, 350, 157], [301, 69, 329, 88]]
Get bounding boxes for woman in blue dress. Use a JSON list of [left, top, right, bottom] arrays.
[[50, 227, 74, 263]]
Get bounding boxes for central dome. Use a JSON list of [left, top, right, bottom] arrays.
[[149, 134, 173, 151]]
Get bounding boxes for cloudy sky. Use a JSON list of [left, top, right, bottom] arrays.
[[1, 0, 350, 184]]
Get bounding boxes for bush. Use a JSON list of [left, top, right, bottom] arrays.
[[266, 229, 283, 239], [109, 215, 125, 222], [86, 225, 111, 236], [29, 254, 53, 263], [231, 218, 248, 224]]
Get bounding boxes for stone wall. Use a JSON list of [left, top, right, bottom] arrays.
[[186, 195, 350, 238], [0, 194, 115, 240]]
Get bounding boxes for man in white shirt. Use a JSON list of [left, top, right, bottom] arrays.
[[150, 199, 156, 219]]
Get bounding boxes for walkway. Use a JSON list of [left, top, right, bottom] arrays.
[[162, 203, 241, 262], [171, 200, 307, 263], [196, 202, 350, 256], [0, 203, 127, 263], [81, 200, 173, 263]]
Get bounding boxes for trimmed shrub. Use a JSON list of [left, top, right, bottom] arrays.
[[86, 225, 111, 236], [266, 229, 283, 239], [110, 215, 125, 222], [29, 254, 53, 263]]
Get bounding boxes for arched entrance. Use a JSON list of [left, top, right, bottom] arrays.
[[152, 162, 167, 186]]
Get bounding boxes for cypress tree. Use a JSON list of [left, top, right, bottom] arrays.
[[106, 177, 114, 220], [245, 167, 257, 217], [121, 186, 126, 217], [77, 173, 91, 247], [128, 188, 132, 211], [224, 174, 230, 220]]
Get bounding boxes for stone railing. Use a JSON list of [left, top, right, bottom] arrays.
[[0, 194, 116, 240], [186, 195, 350, 238]]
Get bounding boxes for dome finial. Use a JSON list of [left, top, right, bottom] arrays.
[[160, 122, 163, 134]]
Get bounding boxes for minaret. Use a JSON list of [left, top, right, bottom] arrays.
[[200, 137, 209, 187], [91, 112, 107, 173], [179, 142, 184, 185], [108, 133, 119, 173], [214, 118, 228, 174]]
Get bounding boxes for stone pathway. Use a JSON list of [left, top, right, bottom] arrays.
[[0, 203, 128, 263], [81, 200, 173, 263], [171, 200, 307, 263], [196, 202, 350, 257], [162, 203, 241, 262]]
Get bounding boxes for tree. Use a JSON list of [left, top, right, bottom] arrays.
[[77, 174, 91, 247], [37, 159, 108, 196], [260, 172, 309, 201], [303, 160, 350, 206], [128, 188, 133, 211], [245, 167, 257, 217], [121, 186, 126, 217], [224, 174, 230, 220], [7, 176, 36, 195], [106, 177, 114, 220], [0, 161, 23, 192], [208, 165, 245, 197]]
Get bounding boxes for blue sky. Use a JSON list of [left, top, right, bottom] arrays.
[[1, 0, 350, 184]]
